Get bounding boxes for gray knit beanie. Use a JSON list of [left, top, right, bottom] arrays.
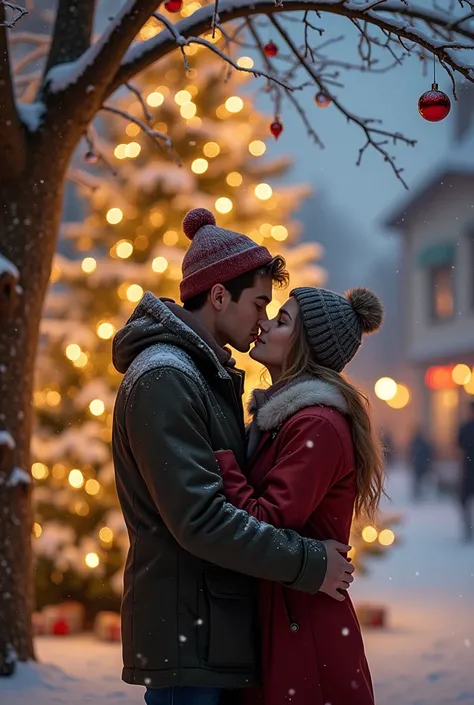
[[290, 286, 384, 372]]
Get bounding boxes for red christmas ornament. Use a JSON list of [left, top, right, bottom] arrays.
[[164, 0, 182, 12], [418, 82, 451, 122], [52, 619, 70, 636], [84, 150, 98, 164], [270, 119, 283, 140], [264, 41, 278, 57], [314, 91, 332, 108]]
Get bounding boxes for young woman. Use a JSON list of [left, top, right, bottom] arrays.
[[215, 285, 385, 705]]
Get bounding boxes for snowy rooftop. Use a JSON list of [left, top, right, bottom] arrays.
[[384, 124, 474, 230]]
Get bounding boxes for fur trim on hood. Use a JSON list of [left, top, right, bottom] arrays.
[[252, 378, 348, 432]]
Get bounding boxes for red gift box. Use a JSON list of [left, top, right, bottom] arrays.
[[42, 601, 85, 635], [355, 603, 387, 628]]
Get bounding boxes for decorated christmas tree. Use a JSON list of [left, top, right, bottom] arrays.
[[31, 20, 325, 617]]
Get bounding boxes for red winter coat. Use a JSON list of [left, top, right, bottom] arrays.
[[216, 377, 374, 705]]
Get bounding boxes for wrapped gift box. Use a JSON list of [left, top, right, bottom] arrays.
[[94, 611, 121, 642], [42, 601, 85, 635], [355, 602, 387, 628]]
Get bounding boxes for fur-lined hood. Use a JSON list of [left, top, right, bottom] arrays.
[[250, 377, 348, 432]]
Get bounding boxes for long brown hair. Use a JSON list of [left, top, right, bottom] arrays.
[[279, 312, 385, 521]]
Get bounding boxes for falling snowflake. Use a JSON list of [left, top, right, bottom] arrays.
[[195, 618, 204, 626], [341, 627, 350, 636], [144, 677, 151, 685], [288, 689, 296, 696], [465, 639, 471, 648], [178, 634, 187, 643], [306, 440, 314, 448]]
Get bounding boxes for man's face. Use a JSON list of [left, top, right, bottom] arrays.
[[216, 275, 272, 352]]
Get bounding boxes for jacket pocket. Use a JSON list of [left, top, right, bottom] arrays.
[[203, 571, 258, 669]]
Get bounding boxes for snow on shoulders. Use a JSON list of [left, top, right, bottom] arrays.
[[0, 254, 19, 279], [16, 102, 45, 132], [0, 431, 16, 449]]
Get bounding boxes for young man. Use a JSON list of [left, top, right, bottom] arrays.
[[112, 208, 354, 705]]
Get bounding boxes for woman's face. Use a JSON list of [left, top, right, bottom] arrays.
[[250, 296, 299, 374]]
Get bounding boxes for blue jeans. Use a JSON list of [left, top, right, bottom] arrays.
[[144, 687, 221, 705]]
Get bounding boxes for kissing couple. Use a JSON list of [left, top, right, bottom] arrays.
[[112, 207, 384, 705]]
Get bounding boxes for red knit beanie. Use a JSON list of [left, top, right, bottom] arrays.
[[179, 208, 273, 302]]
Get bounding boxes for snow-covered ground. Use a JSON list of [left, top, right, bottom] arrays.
[[1, 466, 473, 705]]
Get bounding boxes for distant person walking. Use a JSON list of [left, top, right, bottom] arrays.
[[409, 427, 434, 502], [457, 402, 474, 542]]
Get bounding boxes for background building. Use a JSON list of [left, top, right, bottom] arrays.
[[385, 82, 474, 471]]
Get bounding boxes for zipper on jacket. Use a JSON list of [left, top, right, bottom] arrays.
[[281, 587, 300, 633]]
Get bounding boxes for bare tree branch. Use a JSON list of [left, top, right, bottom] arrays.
[[0, 1, 28, 28], [111, 1, 474, 93], [44, 0, 96, 76], [269, 14, 416, 188], [0, 3, 26, 180]]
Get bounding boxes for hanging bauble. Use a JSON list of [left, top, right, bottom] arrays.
[[418, 83, 450, 122], [164, 0, 182, 12], [84, 150, 98, 164], [264, 41, 278, 57], [270, 119, 283, 140], [315, 91, 332, 108]]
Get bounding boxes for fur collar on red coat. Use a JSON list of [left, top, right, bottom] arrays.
[[249, 377, 349, 432]]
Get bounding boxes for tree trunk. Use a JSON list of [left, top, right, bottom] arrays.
[[0, 158, 68, 673]]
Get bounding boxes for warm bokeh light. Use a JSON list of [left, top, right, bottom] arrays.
[[65, 343, 82, 361], [126, 123, 140, 137], [33, 522, 42, 538], [147, 91, 164, 107], [81, 257, 97, 274], [226, 172, 243, 187], [125, 142, 141, 159], [464, 372, 474, 395], [85, 479, 101, 496], [126, 284, 144, 302], [248, 140, 266, 156], [191, 158, 209, 174], [152, 256, 169, 273], [85, 552, 100, 569], [89, 399, 105, 417], [452, 363, 471, 385], [97, 322, 116, 340], [424, 365, 458, 390], [175, 90, 192, 105], [374, 377, 397, 401], [69, 469, 84, 489], [225, 96, 244, 113], [255, 183, 273, 201], [237, 56, 254, 69], [163, 230, 179, 246], [215, 197, 233, 214], [73, 352, 89, 369], [378, 529, 395, 546], [45, 390, 61, 406], [203, 142, 220, 158], [114, 144, 127, 159], [180, 102, 197, 119], [150, 209, 164, 227], [116, 240, 134, 259], [361, 526, 378, 543], [106, 208, 123, 225], [32, 462, 48, 480], [386, 384, 410, 409], [271, 225, 288, 241], [99, 526, 114, 543]]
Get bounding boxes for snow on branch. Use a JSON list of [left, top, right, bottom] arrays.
[[6, 467, 31, 487], [0, 430, 15, 450], [0, 1, 28, 28]]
